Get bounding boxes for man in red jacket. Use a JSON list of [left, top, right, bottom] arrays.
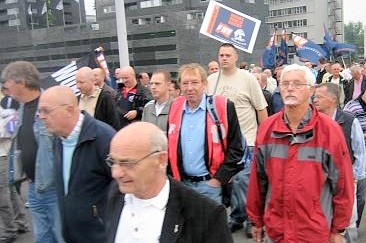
[[247, 64, 354, 243]]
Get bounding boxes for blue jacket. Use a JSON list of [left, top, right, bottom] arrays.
[[54, 112, 115, 243], [8, 103, 57, 192]]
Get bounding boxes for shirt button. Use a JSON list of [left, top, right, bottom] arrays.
[[134, 227, 138, 232]]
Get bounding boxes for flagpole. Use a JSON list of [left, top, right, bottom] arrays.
[[30, 14, 34, 30], [78, 2, 82, 24], [115, 0, 130, 67], [62, 8, 65, 26]]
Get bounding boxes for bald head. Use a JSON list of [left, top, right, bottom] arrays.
[[120, 66, 137, 88], [76, 67, 94, 81], [41, 85, 78, 107], [111, 122, 167, 154], [92, 68, 106, 87], [38, 86, 80, 137]]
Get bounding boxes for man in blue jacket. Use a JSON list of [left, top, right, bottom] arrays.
[[38, 85, 115, 243]]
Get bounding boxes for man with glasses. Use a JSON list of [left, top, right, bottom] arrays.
[[105, 121, 233, 243], [1, 61, 65, 243], [38, 85, 115, 243], [247, 64, 354, 243]]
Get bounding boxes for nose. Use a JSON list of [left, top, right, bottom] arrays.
[[111, 165, 126, 179]]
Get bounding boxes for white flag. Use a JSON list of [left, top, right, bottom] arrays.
[[41, 2, 47, 15], [55, 0, 64, 11], [28, 4, 32, 15]]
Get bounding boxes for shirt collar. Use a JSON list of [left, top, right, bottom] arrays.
[[61, 113, 84, 141], [124, 179, 170, 210]]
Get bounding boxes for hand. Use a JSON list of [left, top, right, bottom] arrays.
[[328, 233, 345, 243], [252, 226, 264, 243], [207, 178, 221, 187], [124, 110, 137, 120]]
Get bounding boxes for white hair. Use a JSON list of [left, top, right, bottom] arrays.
[[280, 64, 316, 86]]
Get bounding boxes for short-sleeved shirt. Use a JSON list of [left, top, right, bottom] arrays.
[[207, 69, 267, 146]]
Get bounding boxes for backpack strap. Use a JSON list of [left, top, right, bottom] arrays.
[[207, 95, 226, 153]]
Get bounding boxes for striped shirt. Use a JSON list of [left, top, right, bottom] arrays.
[[344, 97, 366, 136]]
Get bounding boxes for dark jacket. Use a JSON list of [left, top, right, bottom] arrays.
[[335, 108, 355, 164], [54, 112, 115, 243], [105, 178, 233, 243], [94, 89, 121, 130], [115, 82, 152, 127], [344, 76, 366, 105]]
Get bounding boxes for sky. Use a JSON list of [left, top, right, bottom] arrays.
[[343, 0, 366, 24]]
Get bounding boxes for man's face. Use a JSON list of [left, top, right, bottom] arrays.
[[208, 62, 219, 75], [351, 69, 362, 80], [76, 76, 94, 95], [2, 79, 24, 102], [331, 64, 342, 77], [180, 70, 207, 108], [280, 70, 313, 107], [121, 71, 136, 88], [150, 73, 170, 100], [313, 86, 335, 113], [169, 83, 180, 98], [218, 46, 238, 70], [139, 73, 150, 86], [109, 142, 162, 199], [38, 95, 68, 136], [93, 70, 104, 86]]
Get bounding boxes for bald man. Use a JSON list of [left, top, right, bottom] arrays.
[[92, 68, 117, 98], [38, 86, 115, 243], [115, 66, 152, 128], [105, 122, 233, 243], [76, 67, 120, 130]]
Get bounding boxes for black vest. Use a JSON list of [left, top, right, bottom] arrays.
[[335, 109, 355, 164]]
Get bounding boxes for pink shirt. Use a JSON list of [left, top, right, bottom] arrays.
[[353, 76, 363, 100]]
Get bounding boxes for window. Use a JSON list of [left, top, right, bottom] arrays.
[[5, 0, 18, 3], [7, 7, 18, 15], [103, 6, 115, 14], [8, 18, 20, 26], [140, 0, 162, 8], [155, 15, 166, 23]]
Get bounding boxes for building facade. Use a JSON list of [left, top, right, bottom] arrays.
[[0, 0, 269, 78], [266, 0, 344, 62]]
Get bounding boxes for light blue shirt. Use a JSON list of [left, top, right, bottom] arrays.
[[61, 114, 84, 194], [332, 111, 366, 180], [181, 93, 209, 176]]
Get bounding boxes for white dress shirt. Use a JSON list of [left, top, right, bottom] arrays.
[[114, 179, 170, 243]]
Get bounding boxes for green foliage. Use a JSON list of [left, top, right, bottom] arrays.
[[344, 22, 364, 61]]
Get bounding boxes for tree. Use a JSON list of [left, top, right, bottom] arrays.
[[344, 22, 364, 61]]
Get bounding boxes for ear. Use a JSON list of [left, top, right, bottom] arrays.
[[158, 151, 168, 169]]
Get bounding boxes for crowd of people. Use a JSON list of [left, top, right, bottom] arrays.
[[0, 43, 365, 243]]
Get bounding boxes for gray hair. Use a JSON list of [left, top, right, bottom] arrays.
[[315, 82, 340, 104], [280, 64, 316, 86], [1, 61, 40, 90]]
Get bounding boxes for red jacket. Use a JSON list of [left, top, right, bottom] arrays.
[[247, 105, 354, 243]]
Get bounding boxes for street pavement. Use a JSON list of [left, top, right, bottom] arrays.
[[12, 183, 366, 243]]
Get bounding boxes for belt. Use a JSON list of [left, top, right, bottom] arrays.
[[184, 174, 211, 183]]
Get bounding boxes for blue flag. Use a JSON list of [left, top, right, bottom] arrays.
[[261, 30, 277, 69], [276, 29, 288, 66], [323, 24, 357, 56], [293, 34, 327, 64]]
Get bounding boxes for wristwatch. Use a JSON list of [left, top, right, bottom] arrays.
[[337, 229, 346, 236]]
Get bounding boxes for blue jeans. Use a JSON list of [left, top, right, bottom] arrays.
[[182, 180, 222, 205], [28, 183, 65, 243], [229, 146, 253, 224]]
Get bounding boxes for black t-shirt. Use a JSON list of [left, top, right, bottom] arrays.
[[18, 96, 39, 181]]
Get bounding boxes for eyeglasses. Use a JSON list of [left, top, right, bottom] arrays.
[[279, 81, 309, 89], [37, 104, 68, 116], [105, 151, 161, 168]]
